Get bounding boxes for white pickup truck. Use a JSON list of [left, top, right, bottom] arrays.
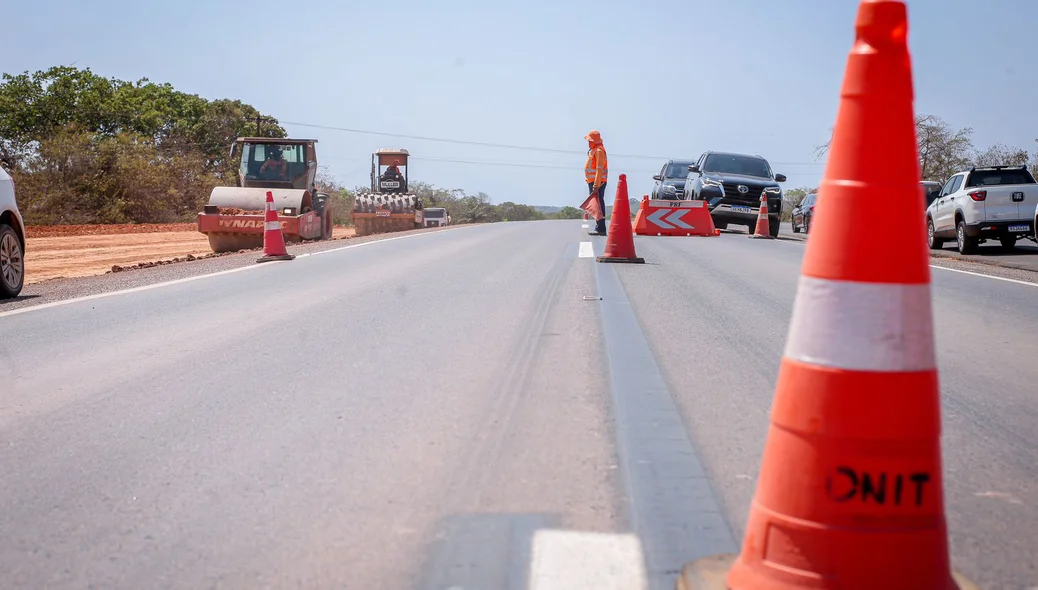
[[926, 165, 1038, 254]]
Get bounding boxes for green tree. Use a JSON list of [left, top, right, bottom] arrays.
[[552, 206, 584, 219], [814, 114, 974, 184], [971, 142, 1030, 169], [0, 65, 287, 225]]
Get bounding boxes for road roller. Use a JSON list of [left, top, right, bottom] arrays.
[[352, 148, 424, 236], [197, 137, 334, 253]]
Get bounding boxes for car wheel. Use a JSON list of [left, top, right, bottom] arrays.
[[927, 218, 944, 250], [956, 220, 978, 255], [791, 218, 799, 233], [0, 223, 24, 299], [999, 235, 1017, 250]]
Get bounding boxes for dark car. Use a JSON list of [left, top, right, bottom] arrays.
[[791, 192, 817, 234], [651, 159, 696, 200], [685, 151, 786, 237], [920, 180, 942, 208]]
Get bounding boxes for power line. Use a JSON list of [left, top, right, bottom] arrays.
[[281, 120, 827, 167]]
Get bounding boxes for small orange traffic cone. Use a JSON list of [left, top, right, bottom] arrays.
[[631, 195, 649, 232], [677, 1, 975, 588], [596, 174, 644, 264], [582, 211, 589, 229], [748, 194, 773, 239], [257, 191, 295, 263]]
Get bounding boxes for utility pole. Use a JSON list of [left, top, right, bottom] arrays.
[[252, 115, 277, 136]]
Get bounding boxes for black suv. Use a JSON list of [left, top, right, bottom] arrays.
[[685, 151, 786, 237], [651, 159, 696, 200]]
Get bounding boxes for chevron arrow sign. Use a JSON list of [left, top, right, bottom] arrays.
[[648, 208, 694, 230]]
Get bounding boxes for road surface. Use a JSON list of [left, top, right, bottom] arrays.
[[1, 221, 1035, 590]]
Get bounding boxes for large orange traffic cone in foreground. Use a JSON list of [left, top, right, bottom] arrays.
[[596, 174, 644, 264], [257, 191, 295, 263], [677, 2, 975, 589], [748, 194, 773, 239]]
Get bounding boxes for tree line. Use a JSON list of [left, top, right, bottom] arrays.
[[781, 115, 1038, 216], [6, 67, 1031, 227], [0, 66, 581, 227]]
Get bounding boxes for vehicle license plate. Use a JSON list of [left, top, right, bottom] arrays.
[[1008, 224, 1029, 232], [732, 206, 752, 213]]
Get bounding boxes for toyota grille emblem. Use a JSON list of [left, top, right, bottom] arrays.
[[737, 185, 749, 194]]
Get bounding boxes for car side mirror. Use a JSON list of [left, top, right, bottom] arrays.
[[775, 173, 787, 182], [688, 165, 700, 173], [652, 174, 663, 181]]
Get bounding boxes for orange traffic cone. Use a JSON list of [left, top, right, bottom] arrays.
[[257, 191, 295, 263], [596, 174, 644, 264], [631, 195, 649, 232], [748, 194, 773, 239], [677, 1, 975, 588], [582, 211, 589, 229]]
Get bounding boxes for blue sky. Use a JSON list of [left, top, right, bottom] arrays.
[[2, 0, 1036, 207]]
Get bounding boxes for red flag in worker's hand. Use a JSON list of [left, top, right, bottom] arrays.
[[580, 194, 604, 221]]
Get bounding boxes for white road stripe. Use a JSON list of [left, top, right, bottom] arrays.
[[578, 241, 594, 258], [784, 275, 937, 372], [770, 237, 1038, 287], [0, 228, 465, 319], [528, 530, 647, 590], [929, 263, 1038, 287]]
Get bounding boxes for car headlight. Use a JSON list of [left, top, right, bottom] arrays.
[[764, 186, 782, 195], [662, 185, 676, 193], [702, 177, 724, 188]]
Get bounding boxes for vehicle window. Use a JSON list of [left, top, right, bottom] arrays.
[[665, 162, 692, 178], [949, 175, 963, 194], [424, 209, 445, 218], [966, 169, 1037, 187], [940, 176, 957, 196], [701, 154, 773, 178]]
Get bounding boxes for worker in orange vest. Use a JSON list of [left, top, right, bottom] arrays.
[[584, 129, 608, 235]]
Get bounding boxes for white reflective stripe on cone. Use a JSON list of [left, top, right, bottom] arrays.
[[783, 275, 936, 372], [264, 221, 281, 232]]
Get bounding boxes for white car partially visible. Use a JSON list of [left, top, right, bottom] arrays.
[[0, 164, 25, 298]]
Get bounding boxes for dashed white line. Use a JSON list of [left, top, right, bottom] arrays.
[[578, 241, 594, 258], [528, 530, 648, 590]]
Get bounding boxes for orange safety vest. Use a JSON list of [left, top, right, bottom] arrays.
[[585, 144, 608, 185]]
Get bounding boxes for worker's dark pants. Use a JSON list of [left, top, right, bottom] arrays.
[[588, 182, 607, 233]]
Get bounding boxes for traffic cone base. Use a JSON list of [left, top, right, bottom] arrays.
[[596, 173, 645, 264], [257, 253, 295, 263], [674, 555, 980, 590]]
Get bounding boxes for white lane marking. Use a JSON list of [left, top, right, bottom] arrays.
[[770, 237, 1038, 287], [528, 530, 647, 590], [0, 229, 460, 319], [784, 276, 936, 372], [578, 241, 594, 258], [929, 264, 1038, 287]]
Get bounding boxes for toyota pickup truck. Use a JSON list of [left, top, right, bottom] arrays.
[[925, 165, 1038, 254]]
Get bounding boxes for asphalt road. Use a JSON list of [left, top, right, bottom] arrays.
[[1, 221, 1035, 590]]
